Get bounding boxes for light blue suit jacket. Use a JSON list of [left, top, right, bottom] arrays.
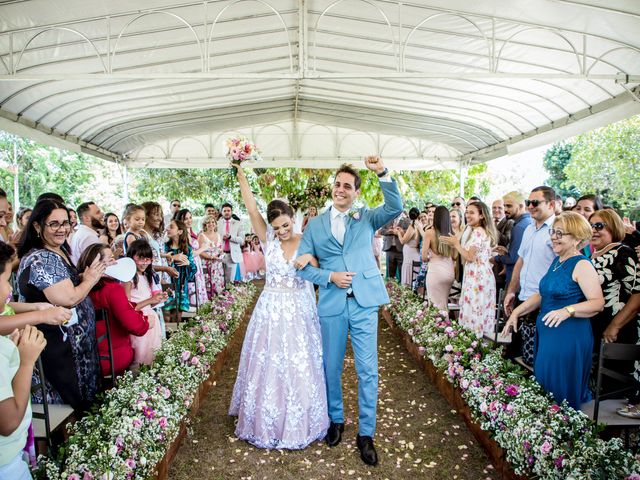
[[298, 179, 403, 317]]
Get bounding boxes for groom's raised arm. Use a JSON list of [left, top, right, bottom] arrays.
[[368, 177, 403, 231], [296, 226, 333, 287]]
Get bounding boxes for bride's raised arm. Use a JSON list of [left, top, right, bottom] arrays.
[[236, 166, 268, 243]]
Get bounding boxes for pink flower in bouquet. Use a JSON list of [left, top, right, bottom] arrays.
[[549, 404, 561, 414], [554, 455, 565, 469], [125, 458, 136, 469], [190, 356, 200, 366], [230, 147, 240, 160], [181, 351, 191, 362], [83, 472, 94, 480], [132, 418, 142, 428], [418, 346, 426, 355], [68, 474, 81, 480]]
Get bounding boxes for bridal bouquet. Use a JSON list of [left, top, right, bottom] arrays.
[[226, 136, 261, 172]]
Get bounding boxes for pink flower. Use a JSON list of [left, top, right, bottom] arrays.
[[445, 344, 453, 352], [68, 475, 81, 480], [549, 404, 561, 414], [158, 417, 168, 429], [505, 384, 519, 397], [191, 356, 200, 366], [418, 346, 426, 355], [132, 418, 142, 428], [540, 440, 552, 455], [125, 458, 136, 469], [181, 351, 191, 362], [83, 472, 94, 480], [554, 455, 565, 469]]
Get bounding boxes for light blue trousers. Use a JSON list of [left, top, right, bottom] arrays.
[[0, 453, 32, 480], [320, 298, 378, 437]]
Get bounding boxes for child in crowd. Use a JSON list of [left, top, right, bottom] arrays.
[[125, 240, 166, 367], [0, 241, 46, 480], [122, 204, 146, 255], [163, 220, 196, 322]]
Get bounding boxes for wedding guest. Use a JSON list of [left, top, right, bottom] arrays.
[[99, 212, 122, 247], [449, 207, 466, 300], [163, 219, 197, 322], [425, 205, 436, 228], [204, 203, 217, 219], [122, 204, 146, 254], [564, 196, 577, 209], [0, 241, 46, 480], [380, 213, 408, 281], [217, 203, 244, 286], [0, 190, 8, 243], [2, 202, 14, 243], [164, 199, 181, 226], [492, 198, 513, 295], [492, 192, 533, 288], [502, 212, 603, 409], [198, 215, 225, 298], [175, 209, 208, 306], [17, 200, 105, 410], [450, 207, 465, 236], [421, 206, 455, 310], [451, 196, 466, 211], [574, 194, 603, 220], [622, 215, 640, 250], [553, 194, 564, 215], [79, 244, 150, 376], [36, 192, 64, 204], [588, 210, 640, 409], [397, 208, 422, 286], [124, 240, 164, 367], [302, 206, 318, 232], [503, 186, 557, 366], [67, 208, 77, 242], [70, 201, 105, 265], [9, 207, 31, 246], [442, 202, 497, 337]]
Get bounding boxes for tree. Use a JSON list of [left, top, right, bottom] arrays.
[[563, 116, 640, 214], [542, 142, 578, 198]]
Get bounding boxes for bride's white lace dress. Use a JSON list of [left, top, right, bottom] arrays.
[[229, 229, 329, 449]]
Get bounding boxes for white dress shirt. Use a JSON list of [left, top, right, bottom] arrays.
[[70, 224, 101, 266], [330, 207, 348, 245]]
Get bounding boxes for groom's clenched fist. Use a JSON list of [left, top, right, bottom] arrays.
[[330, 271, 356, 289], [364, 155, 385, 174]]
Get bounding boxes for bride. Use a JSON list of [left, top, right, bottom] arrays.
[[228, 165, 329, 449]]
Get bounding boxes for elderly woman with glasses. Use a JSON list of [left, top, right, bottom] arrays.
[[502, 212, 604, 409], [16, 200, 106, 410]]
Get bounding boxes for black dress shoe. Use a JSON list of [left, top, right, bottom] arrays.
[[356, 434, 378, 466], [325, 422, 344, 447]]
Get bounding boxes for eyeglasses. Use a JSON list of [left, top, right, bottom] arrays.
[[525, 199, 546, 207], [548, 228, 568, 239], [590, 222, 607, 231], [451, 202, 462, 207], [45, 220, 72, 231], [172, 204, 181, 208]]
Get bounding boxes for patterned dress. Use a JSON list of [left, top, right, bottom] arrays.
[[590, 245, 640, 390], [229, 229, 329, 449], [200, 234, 225, 299], [458, 227, 496, 337], [163, 245, 197, 312], [17, 249, 100, 410], [188, 233, 209, 307]]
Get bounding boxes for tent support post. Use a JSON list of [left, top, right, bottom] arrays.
[[123, 163, 129, 205], [458, 161, 467, 197]]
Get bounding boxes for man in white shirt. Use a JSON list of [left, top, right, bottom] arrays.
[[164, 199, 181, 226], [70, 202, 105, 265]]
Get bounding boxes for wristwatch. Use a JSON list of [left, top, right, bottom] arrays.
[[377, 168, 389, 178], [565, 305, 576, 317]]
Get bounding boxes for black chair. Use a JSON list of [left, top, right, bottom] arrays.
[[95, 308, 116, 389], [581, 342, 640, 437], [31, 356, 74, 452]]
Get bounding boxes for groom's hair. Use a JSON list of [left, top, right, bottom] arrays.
[[335, 164, 361, 191]]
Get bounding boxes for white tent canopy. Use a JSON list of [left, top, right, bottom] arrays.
[[1, 0, 639, 170]]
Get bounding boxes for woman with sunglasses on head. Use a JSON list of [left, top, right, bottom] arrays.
[[16, 200, 106, 410], [502, 212, 604, 409], [587, 210, 640, 416]]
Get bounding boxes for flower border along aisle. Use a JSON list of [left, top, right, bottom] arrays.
[[385, 282, 640, 480], [39, 283, 257, 480]]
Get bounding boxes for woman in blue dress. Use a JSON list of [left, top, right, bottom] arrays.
[[502, 212, 604, 409]]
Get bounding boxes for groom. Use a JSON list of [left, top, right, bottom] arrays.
[[294, 156, 403, 466]]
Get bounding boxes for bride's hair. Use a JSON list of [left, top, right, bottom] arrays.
[[267, 200, 294, 224]]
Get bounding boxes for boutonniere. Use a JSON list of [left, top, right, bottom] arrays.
[[348, 209, 361, 221]]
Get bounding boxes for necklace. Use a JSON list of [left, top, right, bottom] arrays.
[[592, 242, 620, 257], [552, 253, 578, 272]]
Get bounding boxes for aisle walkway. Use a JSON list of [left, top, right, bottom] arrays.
[[169, 306, 500, 480]]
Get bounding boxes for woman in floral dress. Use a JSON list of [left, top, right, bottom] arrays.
[[175, 209, 208, 308], [198, 215, 225, 299], [442, 201, 497, 336]]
